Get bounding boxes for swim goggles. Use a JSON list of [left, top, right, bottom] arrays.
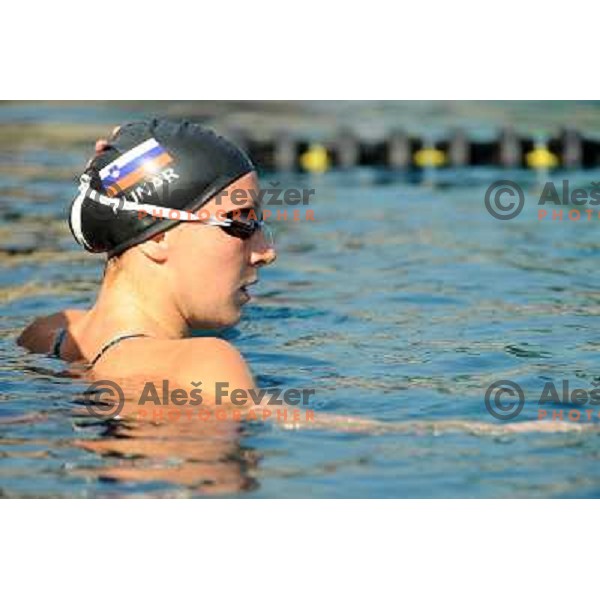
[[75, 176, 273, 243]]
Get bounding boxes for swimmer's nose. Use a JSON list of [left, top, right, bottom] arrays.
[[250, 228, 277, 267], [250, 245, 277, 267]]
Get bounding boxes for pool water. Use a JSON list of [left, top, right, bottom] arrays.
[[2, 104, 600, 498]]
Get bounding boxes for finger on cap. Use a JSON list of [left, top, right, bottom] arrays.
[[94, 139, 110, 154]]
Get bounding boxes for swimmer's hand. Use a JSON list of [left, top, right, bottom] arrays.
[[86, 126, 121, 167]]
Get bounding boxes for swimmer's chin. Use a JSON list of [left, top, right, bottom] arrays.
[[187, 310, 243, 331]]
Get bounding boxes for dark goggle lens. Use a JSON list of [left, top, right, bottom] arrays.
[[222, 208, 264, 240]]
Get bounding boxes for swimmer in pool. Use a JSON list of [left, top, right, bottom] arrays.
[[17, 118, 276, 399], [16, 118, 592, 459]]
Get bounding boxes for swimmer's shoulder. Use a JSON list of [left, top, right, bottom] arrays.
[[170, 337, 256, 392], [91, 335, 255, 394], [17, 309, 87, 353]]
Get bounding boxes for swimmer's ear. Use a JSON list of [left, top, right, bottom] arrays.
[[137, 233, 169, 264]]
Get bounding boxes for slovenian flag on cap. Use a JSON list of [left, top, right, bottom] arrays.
[[99, 138, 173, 197]]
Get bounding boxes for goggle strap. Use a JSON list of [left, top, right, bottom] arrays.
[[77, 178, 232, 227]]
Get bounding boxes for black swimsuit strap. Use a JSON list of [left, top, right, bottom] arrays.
[[88, 333, 150, 368], [50, 327, 68, 358]]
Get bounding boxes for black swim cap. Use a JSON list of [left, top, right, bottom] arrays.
[[69, 119, 254, 257]]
